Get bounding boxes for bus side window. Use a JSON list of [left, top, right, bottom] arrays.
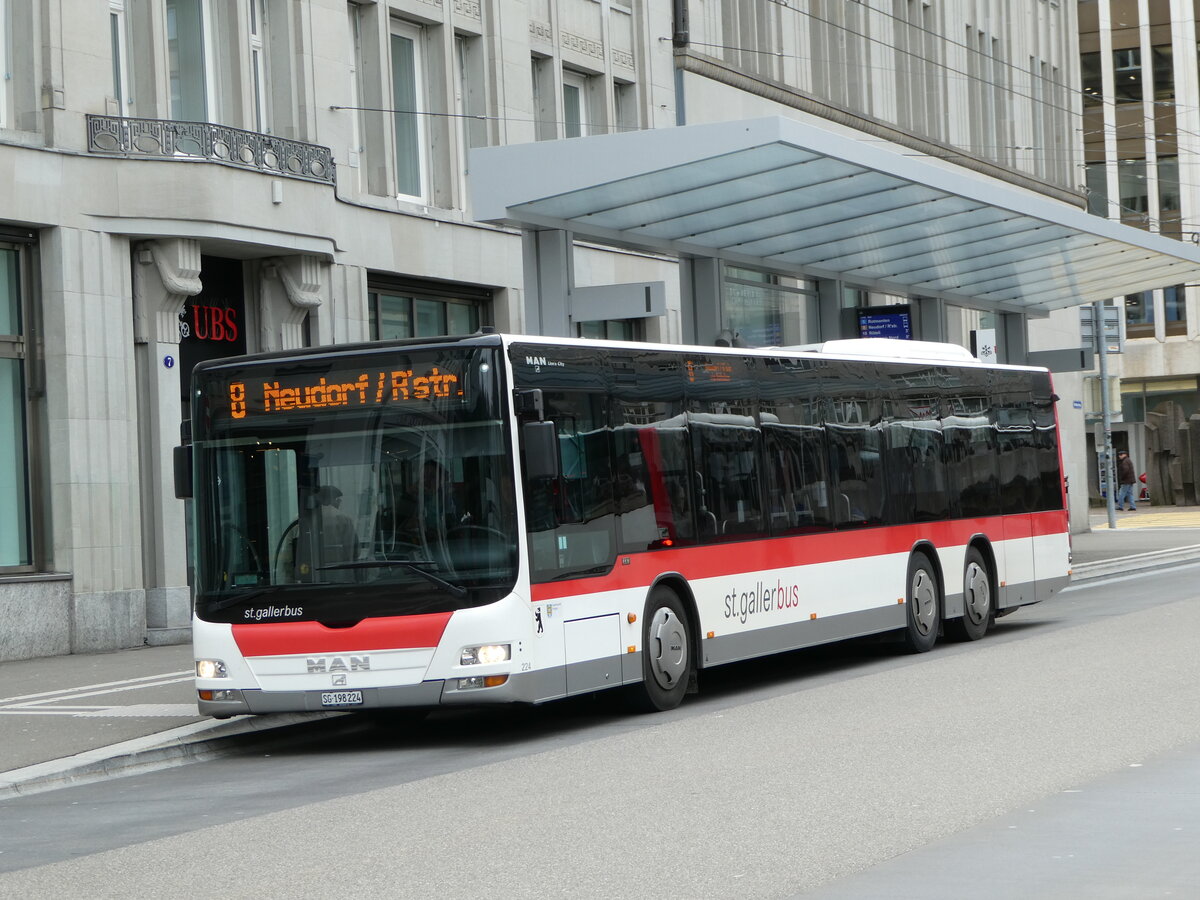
[[1032, 373, 1064, 511], [827, 423, 886, 527], [690, 418, 764, 540], [763, 423, 833, 533], [523, 391, 617, 582], [993, 375, 1040, 514], [612, 399, 695, 550]]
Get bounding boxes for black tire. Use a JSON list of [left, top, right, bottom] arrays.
[[903, 551, 940, 653], [629, 586, 691, 712], [948, 547, 991, 642]]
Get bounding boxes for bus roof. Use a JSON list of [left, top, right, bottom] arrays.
[[787, 338, 978, 362], [190, 330, 1044, 375], [500, 333, 1044, 372]]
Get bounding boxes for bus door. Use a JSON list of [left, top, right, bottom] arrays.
[[995, 386, 1038, 607]]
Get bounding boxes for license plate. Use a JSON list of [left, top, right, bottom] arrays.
[[320, 690, 363, 707]]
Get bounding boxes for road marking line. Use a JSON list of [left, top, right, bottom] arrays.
[[0, 678, 194, 712], [0, 671, 193, 705], [0, 703, 201, 718]]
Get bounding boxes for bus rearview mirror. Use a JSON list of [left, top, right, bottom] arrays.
[[173, 445, 193, 499], [522, 421, 560, 480]]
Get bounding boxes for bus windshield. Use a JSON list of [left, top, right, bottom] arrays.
[[190, 344, 517, 624]]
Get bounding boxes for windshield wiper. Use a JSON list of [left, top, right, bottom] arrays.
[[319, 559, 468, 599], [207, 588, 270, 613]]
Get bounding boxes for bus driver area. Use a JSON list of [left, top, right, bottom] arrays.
[[182, 333, 1069, 718]]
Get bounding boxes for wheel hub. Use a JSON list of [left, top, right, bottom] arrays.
[[911, 570, 937, 636], [648, 607, 687, 690], [964, 562, 991, 623]]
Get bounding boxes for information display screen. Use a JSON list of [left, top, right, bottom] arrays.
[[857, 305, 913, 340], [206, 358, 469, 423]]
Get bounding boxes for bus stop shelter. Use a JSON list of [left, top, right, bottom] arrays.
[[470, 116, 1200, 354]]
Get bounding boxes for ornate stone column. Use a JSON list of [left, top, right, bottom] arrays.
[[133, 239, 202, 638], [260, 255, 323, 351]]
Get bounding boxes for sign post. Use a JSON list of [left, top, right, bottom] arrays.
[[1093, 300, 1117, 529]]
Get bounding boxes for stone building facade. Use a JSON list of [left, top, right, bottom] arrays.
[[0, 0, 1183, 659]]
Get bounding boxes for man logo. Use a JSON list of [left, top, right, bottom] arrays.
[[307, 656, 370, 674]]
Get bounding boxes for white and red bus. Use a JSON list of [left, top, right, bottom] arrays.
[[179, 332, 1070, 716]]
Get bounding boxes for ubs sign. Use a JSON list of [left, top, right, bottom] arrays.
[[180, 303, 240, 343], [179, 256, 248, 402]]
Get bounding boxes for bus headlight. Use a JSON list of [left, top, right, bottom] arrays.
[[196, 659, 228, 679], [460, 644, 510, 666]]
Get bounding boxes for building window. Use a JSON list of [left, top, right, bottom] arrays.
[[0, 242, 32, 571], [109, 0, 132, 116], [578, 320, 642, 341], [1081, 51, 1102, 105], [166, 0, 213, 122], [723, 266, 819, 347], [1163, 284, 1187, 334], [613, 80, 638, 133], [454, 33, 488, 202], [1158, 156, 1181, 238], [1152, 44, 1173, 101], [249, 0, 269, 132], [1113, 47, 1142, 103], [563, 71, 589, 138], [1118, 158, 1149, 225], [455, 35, 488, 152], [368, 278, 489, 341], [1123, 284, 1185, 338], [1121, 377, 1198, 423], [390, 20, 426, 200], [531, 56, 556, 142], [1123, 290, 1154, 336], [1086, 161, 1109, 217], [166, 0, 287, 133]]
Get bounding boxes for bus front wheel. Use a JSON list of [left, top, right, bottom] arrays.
[[630, 587, 691, 712], [903, 551, 940, 653]]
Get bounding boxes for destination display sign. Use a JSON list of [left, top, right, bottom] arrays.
[[217, 363, 467, 421]]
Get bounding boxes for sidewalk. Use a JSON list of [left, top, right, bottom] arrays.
[[1072, 503, 1200, 578], [3, 506, 1199, 798]]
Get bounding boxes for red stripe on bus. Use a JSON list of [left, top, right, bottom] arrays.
[[530, 511, 1066, 602], [1030, 508, 1069, 536], [232, 612, 452, 657]]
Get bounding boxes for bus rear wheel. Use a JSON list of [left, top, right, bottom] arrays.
[[903, 551, 940, 653], [948, 547, 991, 642], [630, 587, 691, 713]]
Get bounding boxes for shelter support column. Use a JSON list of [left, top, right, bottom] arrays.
[[1001, 312, 1029, 364], [680, 257, 722, 345], [818, 279, 844, 340], [522, 229, 573, 337], [914, 297, 946, 342]]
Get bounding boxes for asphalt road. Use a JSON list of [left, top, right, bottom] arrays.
[[1, 563, 1199, 899]]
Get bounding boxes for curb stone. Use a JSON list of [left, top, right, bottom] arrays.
[[1070, 545, 1200, 583], [0, 711, 344, 799]]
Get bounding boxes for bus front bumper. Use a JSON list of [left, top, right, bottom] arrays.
[[196, 670, 547, 717]]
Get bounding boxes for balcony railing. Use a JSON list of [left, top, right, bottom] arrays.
[[86, 115, 335, 185]]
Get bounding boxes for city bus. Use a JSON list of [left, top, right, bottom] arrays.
[[177, 331, 1070, 717]]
